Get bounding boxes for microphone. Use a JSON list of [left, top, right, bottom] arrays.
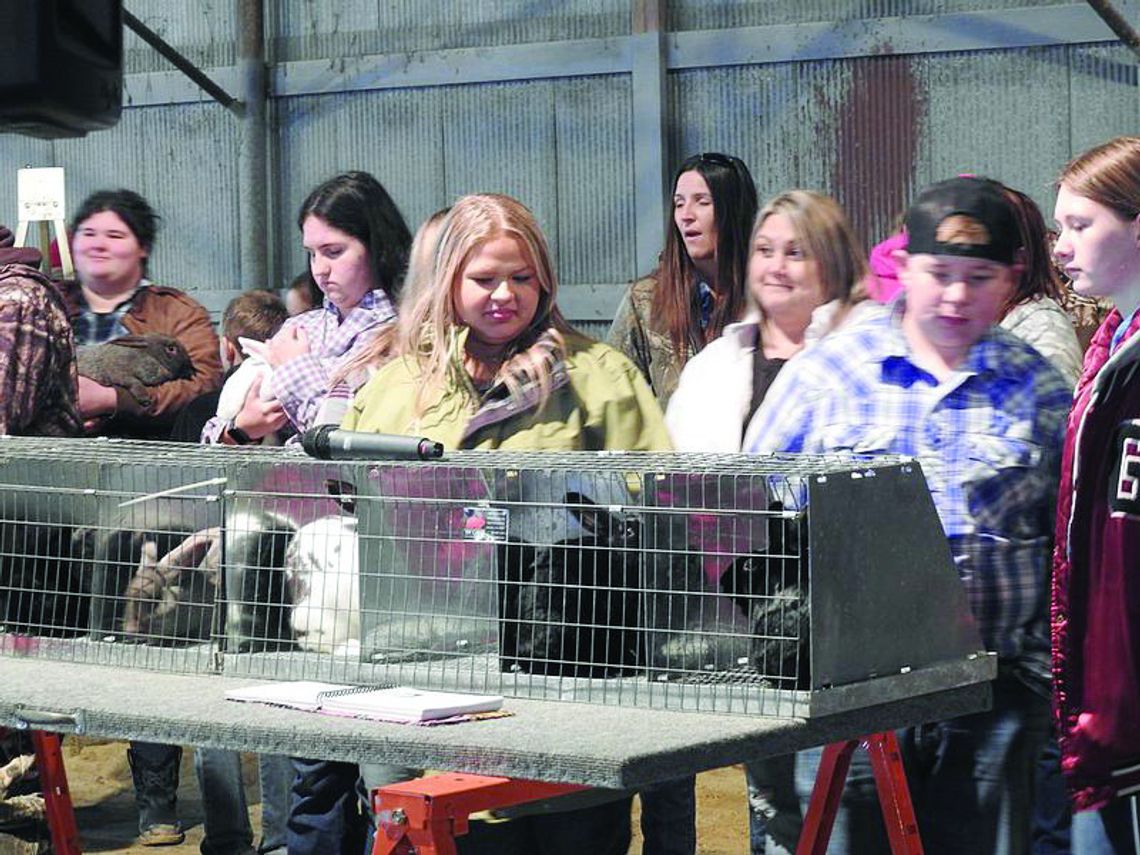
[[300, 425, 444, 461]]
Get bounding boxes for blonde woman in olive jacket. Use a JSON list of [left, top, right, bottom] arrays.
[[346, 193, 668, 855]]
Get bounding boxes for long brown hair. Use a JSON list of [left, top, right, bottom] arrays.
[[999, 184, 1064, 318], [651, 153, 758, 358], [297, 171, 411, 302], [1058, 136, 1140, 221]]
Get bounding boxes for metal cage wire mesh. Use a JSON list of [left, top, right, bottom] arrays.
[[0, 437, 983, 719]]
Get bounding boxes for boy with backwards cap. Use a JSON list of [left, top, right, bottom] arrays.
[[744, 177, 1072, 853]]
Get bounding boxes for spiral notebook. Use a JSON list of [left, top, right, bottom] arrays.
[[224, 680, 504, 723]]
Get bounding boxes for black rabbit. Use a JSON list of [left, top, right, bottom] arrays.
[[719, 504, 811, 689], [499, 492, 643, 678], [0, 522, 89, 636]]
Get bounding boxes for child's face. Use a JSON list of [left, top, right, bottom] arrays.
[[898, 252, 1016, 367], [285, 287, 311, 316], [1053, 184, 1140, 303], [454, 235, 541, 352]]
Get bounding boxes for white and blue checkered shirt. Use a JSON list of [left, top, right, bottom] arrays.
[[745, 304, 1071, 660]]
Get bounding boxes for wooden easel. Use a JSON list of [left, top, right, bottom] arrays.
[[13, 167, 74, 279]]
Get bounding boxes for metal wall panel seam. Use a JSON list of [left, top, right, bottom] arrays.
[[668, 5, 1122, 69], [236, 0, 269, 293], [631, 1, 669, 279], [120, 5, 1121, 108], [275, 37, 633, 97]]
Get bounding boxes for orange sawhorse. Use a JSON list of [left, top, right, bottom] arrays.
[[0, 728, 82, 855], [368, 731, 921, 855], [797, 730, 923, 855], [371, 773, 588, 855]]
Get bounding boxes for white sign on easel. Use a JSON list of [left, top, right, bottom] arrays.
[[15, 167, 74, 278]]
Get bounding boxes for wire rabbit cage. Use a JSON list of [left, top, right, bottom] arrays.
[[0, 437, 988, 719]]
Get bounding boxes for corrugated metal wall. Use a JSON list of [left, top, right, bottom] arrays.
[[273, 75, 635, 302], [0, 1, 1135, 325], [0, 0, 241, 304], [667, 0, 1050, 29], [272, 0, 630, 58]]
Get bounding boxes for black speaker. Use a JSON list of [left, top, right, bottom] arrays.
[[0, 0, 123, 139]]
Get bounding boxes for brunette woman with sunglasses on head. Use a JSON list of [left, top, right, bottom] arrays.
[[608, 152, 758, 410]]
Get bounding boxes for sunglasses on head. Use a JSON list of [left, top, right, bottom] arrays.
[[696, 152, 736, 168]]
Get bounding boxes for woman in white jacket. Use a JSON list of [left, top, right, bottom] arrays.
[[667, 190, 871, 454], [666, 190, 870, 854]]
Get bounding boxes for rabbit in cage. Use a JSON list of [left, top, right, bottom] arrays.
[[121, 528, 220, 642], [719, 504, 810, 689], [502, 492, 643, 678], [221, 507, 298, 653], [284, 514, 360, 655], [0, 522, 90, 637]]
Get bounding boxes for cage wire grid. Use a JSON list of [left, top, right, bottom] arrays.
[[0, 437, 973, 719]]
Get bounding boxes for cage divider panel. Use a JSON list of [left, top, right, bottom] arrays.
[[806, 462, 985, 690], [357, 463, 499, 685], [641, 470, 763, 682]]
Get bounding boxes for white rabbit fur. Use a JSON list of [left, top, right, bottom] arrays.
[[284, 514, 360, 656], [215, 337, 277, 421]]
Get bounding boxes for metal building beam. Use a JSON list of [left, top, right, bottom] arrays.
[[122, 8, 239, 111], [668, 5, 1132, 69], [631, 0, 668, 278], [120, 5, 1125, 108], [1086, 0, 1140, 60], [236, 0, 269, 291], [274, 37, 630, 97]]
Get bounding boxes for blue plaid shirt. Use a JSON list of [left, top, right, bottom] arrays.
[[745, 305, 1070, 660], [72, 280, 147, 345]]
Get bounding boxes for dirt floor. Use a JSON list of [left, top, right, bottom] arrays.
[[59, 738, 751, 854]]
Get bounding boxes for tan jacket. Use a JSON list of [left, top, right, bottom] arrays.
[[59, 280, 223, 432]]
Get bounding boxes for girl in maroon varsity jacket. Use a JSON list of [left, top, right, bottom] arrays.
[[1052, 138, 1140, 838]]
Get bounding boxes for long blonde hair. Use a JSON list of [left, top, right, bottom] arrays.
[[752, 190, 868, 331], [399, 194, 572, 415], [404, 206, 452, 306]]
